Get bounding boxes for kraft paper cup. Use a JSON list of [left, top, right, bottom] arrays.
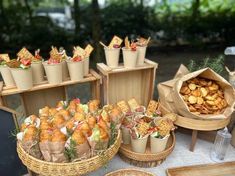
[[104, 48, 120, 68], [62, 60, 69, 81], [0, 66, 16, 87], [31, 61, 44, 84], [150, 135, 169, 153], [131, 135, 148, 153], [66, 60, 84, 81], [121, 126, 131, 145], [137, 46, 147, 66], [122, 47, 137, 68], [43, 62, 62, 84], [10, 68, 33, 90], [84, 57, 89, 76]]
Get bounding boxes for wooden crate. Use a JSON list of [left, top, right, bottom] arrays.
[[0, 69, 101, 117], [167, 161, 235, 176], [97, 59, 158, 106]]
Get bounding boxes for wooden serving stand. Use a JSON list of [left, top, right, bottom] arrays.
[[160, 104, 230, 152], [97, 59, 158, 107], [0, 69, 101, 119]]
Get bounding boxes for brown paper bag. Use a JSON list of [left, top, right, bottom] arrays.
[[39, 141, 68, 163], [22, 141, 42, 159], [74, 141, 91, 160], [158, 65, 235, 120]]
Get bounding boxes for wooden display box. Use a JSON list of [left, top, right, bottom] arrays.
[[97, 59, 158, 106], [0, 69, 101, 116]]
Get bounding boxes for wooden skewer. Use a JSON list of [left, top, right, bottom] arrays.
[[146, 37, 151, 45], [99, 41, 109, 49]]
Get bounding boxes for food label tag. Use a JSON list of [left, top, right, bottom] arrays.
[[84, 44, 94, 57], [73, 46, 86, 58], [17, 48, 36, 61], [50, 47, 62, 61], [0, 54, 10, 62], [109, 35, 123, 48]]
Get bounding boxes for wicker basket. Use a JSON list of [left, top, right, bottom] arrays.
[[119, 132, 175, 167], [105, 168, 155, 176], [17, 131, 121, 176]]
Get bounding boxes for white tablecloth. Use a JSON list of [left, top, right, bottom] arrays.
[[88, 132, 235, 176]]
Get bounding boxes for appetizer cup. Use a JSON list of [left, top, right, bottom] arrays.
[[121, 126, 131, 145], [150, 134, 169, 153], [43, 61, 62, 84], [131, 135, 148, 153], [83, 57, 89, 76], [11, 68, 33, 90], [122, 47, 137, 68], [62, 60, 69, 81], [66, 60, 84, 81], [31, 61, 44, 84], [0, 65, 16, 87], [104, 48, 120, 68], [137, 46, 147, 66]]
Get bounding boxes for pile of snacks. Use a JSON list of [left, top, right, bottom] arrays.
[[118, 99, 176, 153], [17, 99, 123, 163], [180, 77, 228, 115]]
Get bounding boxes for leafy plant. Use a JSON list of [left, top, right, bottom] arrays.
[[187, 55, 225, 75], [64, 138, 77, 161]]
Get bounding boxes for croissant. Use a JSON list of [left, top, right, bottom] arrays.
[[74, 112, 85, 122], [97, 117, 108, 133], [72, 129, 87, 145], [40, 130, 52, 142], [79, 122, 92, 137], [101, 110, 110, 124], [57, 109, 70, 121], [88, 100, 100, 113], [51, 129, 66, 142], [52, 114, 65, 128], [49, 108, 58, 117], [40, 120, 52, 131], [67, 101, 77, 114], [39, 106, 50, 117], [23, 126, 38, 141], [87, 114, 96, 128], [65, 118, 76, 131], [99, 126, 109, 140]]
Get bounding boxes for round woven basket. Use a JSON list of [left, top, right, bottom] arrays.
[[105, 168, 154, 176], [17, 131, 121, 176], [119, 132, 175, 167]]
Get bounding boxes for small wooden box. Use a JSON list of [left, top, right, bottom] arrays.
[[97, 59, 158, 106]]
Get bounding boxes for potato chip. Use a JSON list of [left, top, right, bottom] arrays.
[[206, 100, 215, 106], [197, 97, 204, 105], [189, 83, 196, 90], [200, 87, 208, 97], [191, 89, 201, 97], [188, 96, 197, 104]]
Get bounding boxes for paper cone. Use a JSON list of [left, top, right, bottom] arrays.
[[150, 135, 169, 153], [67, 60, 84, 81], [43, 62, 62, 84], [137, 46, 147, 66], [10, 68, 33, 90], [84, 57, 89, 76], [62, 60, 69, 81], [104, 48, 120, 68], [0, 66, 16, 87], [122, 48, 137, 68], [131, 135, 148, 153], [31, 61, 44, 84], [121, 126, 131, 144]]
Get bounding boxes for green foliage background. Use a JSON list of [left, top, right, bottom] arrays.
[[0, 0, 235, 60]]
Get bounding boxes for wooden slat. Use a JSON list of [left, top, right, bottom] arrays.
[[167, 161, 235, 176], [22, 87, 65, 116], [97, 59, 158, 76], [2, 74, 97, 96]]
